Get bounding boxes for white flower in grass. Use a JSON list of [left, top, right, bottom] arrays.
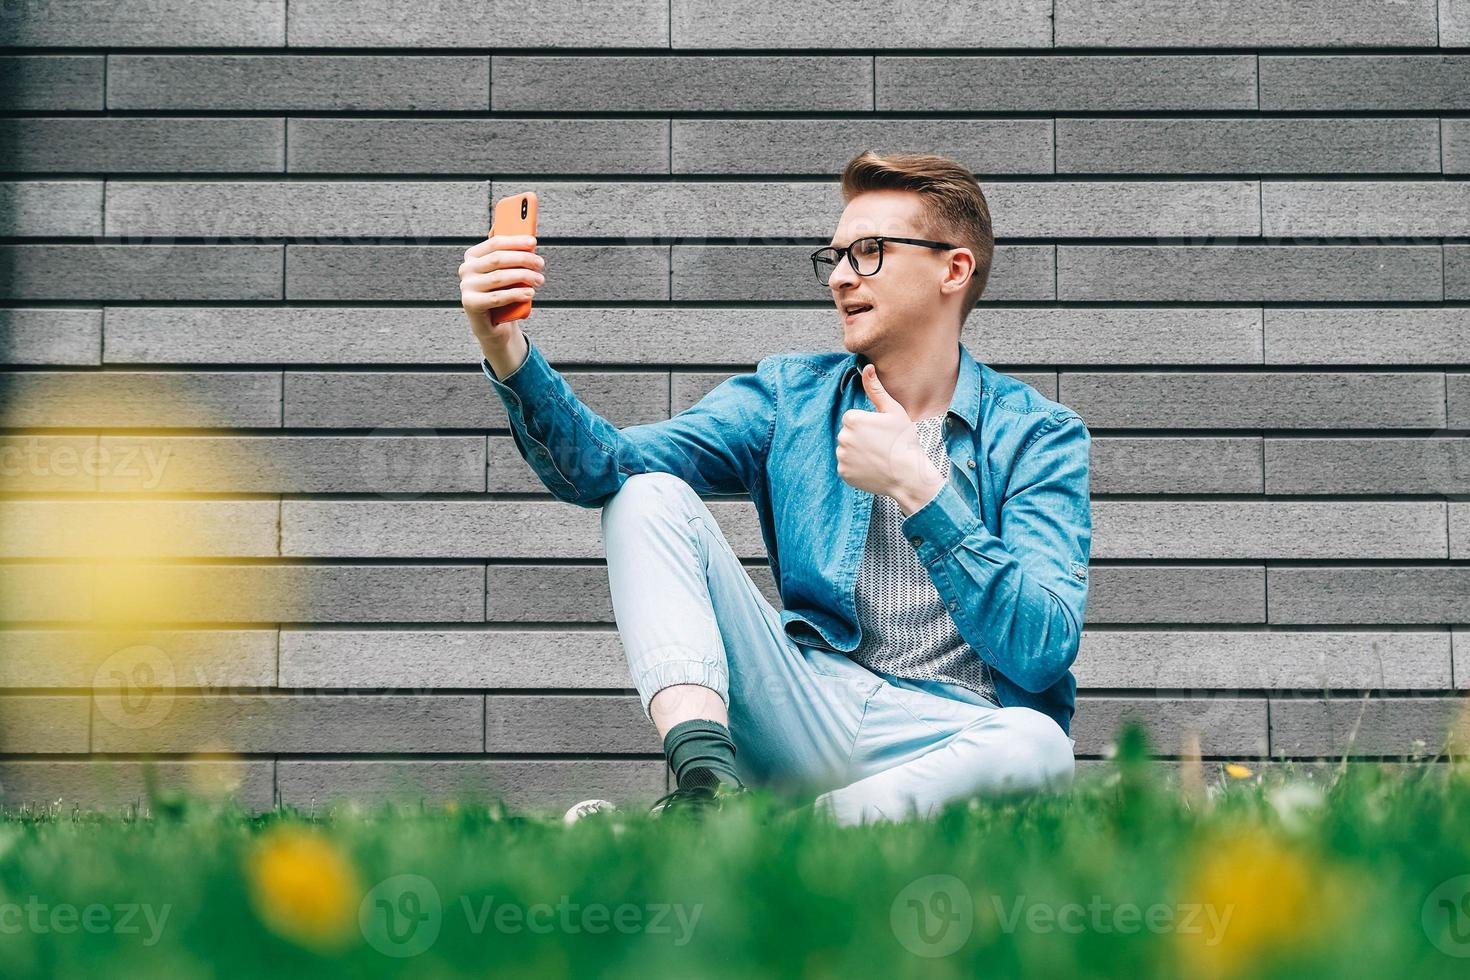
[[1267, 781, 1326, 835]]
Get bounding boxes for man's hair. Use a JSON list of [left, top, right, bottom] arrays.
[[838, 150, 995, 327]]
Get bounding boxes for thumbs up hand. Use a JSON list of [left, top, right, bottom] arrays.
[[860, 362, 904, 415], [836, 364, 947, 515]]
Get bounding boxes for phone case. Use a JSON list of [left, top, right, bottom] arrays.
[[489, 191, 539, 325]]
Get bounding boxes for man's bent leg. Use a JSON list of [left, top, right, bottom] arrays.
[[602, 472, 734, 731], [601, 472, 870, 799], [813, 678, 1075, 826]]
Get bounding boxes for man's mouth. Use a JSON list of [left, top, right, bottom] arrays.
[[843, 303, 874, 324]]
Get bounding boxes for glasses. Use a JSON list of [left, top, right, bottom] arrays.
[[810, 235, 958, 286]]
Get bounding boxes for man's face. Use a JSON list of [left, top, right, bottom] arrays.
[[825, 190, 954, 358]]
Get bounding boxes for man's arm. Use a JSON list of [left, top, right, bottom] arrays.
[[899, 413, 1092, 693], [481, 328, 779, 508]]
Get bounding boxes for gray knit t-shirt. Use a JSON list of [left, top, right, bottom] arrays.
[[845, 415, 999, 706]]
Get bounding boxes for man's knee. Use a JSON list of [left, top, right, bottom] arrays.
[[984, 707, 1075, 789], [600, 471, 700, 533]]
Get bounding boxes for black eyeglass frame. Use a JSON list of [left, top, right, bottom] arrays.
[[810, 235, 959, 285]]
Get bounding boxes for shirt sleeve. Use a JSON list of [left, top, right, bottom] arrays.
[[898, 412, 1092, 693], [482, 334, 779, 508]]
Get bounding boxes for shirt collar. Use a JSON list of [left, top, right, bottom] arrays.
[[839, 340, 982, 431]]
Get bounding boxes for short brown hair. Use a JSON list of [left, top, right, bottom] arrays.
[[839, 150, 995, 327]]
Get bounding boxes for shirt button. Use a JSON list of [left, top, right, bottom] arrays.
[[948, 600, 958, 612], [967, 460, 976, 469], [535, 447, 549, 458], [910, 535, 923, 547]]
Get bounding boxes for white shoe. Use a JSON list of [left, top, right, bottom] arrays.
[[563, 798, 619, 824]]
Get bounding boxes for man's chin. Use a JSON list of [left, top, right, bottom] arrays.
[[840, 321, 877, 355]]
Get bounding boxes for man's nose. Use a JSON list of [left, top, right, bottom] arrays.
[[828, 257, 859, 290]]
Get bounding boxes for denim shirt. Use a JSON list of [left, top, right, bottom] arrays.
[[481, 336, 1092, 736]]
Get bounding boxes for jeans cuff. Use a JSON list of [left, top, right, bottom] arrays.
[[635, 658, 730, 720]]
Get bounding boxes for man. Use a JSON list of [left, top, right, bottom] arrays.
[[459, 150, 1090, 827]]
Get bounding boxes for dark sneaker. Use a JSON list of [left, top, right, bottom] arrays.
[[649, 782, 717, 818], [649, 769, 748, 819]]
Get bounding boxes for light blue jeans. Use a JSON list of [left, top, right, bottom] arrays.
[[601, 472, 1076, 827]]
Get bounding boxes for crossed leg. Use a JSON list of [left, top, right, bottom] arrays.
[[600, 471, 1074, 825]]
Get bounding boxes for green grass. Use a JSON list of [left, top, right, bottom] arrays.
[[2, 725, 1469, 979]]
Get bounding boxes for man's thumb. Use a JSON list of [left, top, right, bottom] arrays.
[[863, 364, 899, 413]]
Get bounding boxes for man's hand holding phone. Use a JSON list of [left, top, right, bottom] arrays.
[[459, 232, 543, 378]]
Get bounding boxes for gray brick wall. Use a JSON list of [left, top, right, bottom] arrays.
[[1, 0, 1467, 815]]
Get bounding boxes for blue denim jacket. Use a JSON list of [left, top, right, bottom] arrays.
[[482, 336, 1092, 735]]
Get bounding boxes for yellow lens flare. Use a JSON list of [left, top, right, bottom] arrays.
[[1, 378, 305, 807], [2, 497, 276, 560]]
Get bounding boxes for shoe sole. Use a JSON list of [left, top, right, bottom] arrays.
[[563, 798, 619, 824]]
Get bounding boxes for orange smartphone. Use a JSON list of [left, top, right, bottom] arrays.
[[489, 191, 539, 326]]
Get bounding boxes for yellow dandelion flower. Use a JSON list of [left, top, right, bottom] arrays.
[[246, 824, 363, 952], [1223, 763, 1253, 779], [1175, 826, 1353, 979]]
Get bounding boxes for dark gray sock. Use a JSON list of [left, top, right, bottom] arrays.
[[663, 718, 743, 789]]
